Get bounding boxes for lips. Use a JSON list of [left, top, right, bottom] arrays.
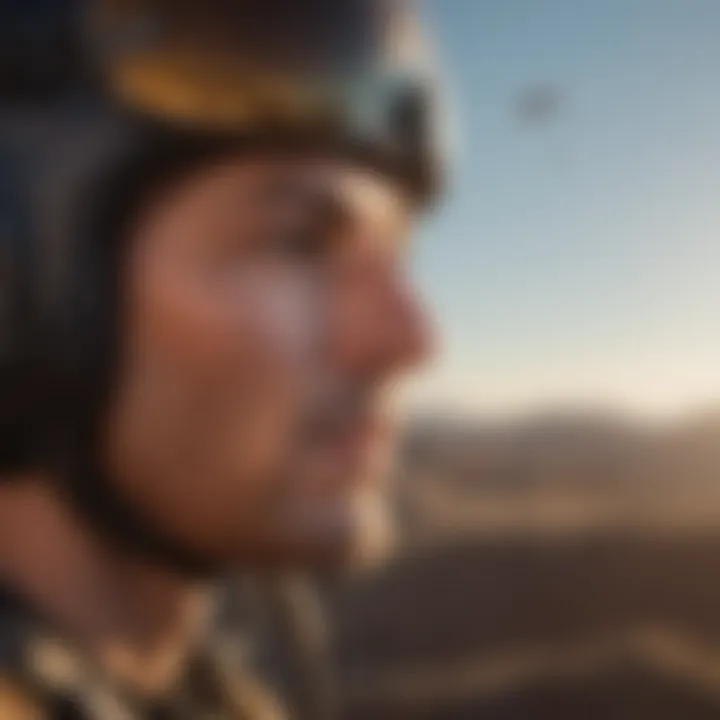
[[335, 411, 391, 450], [301, 385, 395, 477], [331, 418, 395, 483]]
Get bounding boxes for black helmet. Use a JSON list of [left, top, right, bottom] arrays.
[[0, 0, 448, 574], [1, 0, 446, 200]]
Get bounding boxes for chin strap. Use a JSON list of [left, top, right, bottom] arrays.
[[61, 461, 220, 580], [40, 133, 235, 582]]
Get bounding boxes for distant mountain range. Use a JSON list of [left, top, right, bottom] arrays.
[[327, 412, 720, 719], [396, 410, 720, 540]]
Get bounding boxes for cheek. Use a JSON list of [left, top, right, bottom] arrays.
[[235, 270, 319, 373], [184, 266, 322, 464], [214, 271, 320, 464], [108, 265, 322, 528], [143, 261, 317, 373]]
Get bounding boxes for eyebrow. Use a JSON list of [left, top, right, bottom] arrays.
[[258, 174, 353, 233], [253, 167, 412, 254]]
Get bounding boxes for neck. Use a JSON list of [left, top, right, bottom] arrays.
[[0, 476, 216, 697]]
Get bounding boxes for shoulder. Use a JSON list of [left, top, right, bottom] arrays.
[[0, 676, 47, 720]]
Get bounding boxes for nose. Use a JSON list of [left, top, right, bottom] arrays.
[[327, 262, 435, 381]]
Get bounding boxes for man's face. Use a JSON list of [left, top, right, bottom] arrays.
[[103, 157, 432, 571]]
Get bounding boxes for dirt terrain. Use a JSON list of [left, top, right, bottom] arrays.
[[325, 413, 720, 718]]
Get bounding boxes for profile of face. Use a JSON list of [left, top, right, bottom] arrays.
[[102, 156, 432, 572]]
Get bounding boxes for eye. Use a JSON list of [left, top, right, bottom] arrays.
[[267, 222, 334, 260]]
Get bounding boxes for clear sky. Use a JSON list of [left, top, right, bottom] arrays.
[[410, 0, 720, 419]]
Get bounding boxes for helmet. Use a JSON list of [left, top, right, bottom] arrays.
[[0, 0, 448, 574]]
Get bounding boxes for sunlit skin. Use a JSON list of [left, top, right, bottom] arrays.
[[0, 155, 432, 695], [105, 156, 432, 569]]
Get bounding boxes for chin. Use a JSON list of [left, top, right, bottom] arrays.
[[291, 492, 396, 574], [347, 491, 395, 568]]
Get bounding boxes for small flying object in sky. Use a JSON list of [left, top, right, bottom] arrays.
[[514, 84, 564, 127]]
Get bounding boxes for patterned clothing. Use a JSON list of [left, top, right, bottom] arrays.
[[0, 583, 305, 720]]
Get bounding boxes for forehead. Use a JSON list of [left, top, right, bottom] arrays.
[[158, 156, 413, 233]]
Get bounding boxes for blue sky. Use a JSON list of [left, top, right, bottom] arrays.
[[410, 0, 720, 418]]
